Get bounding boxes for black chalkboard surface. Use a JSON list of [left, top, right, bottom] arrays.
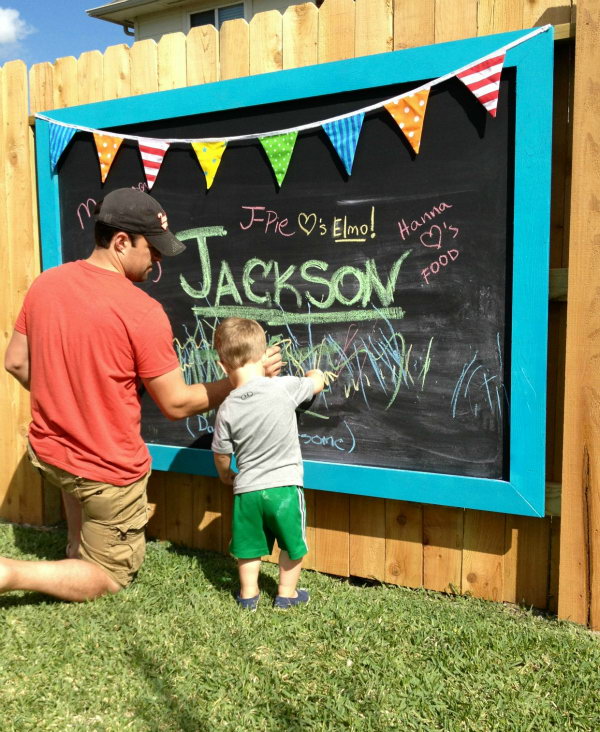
[[58, 73, 515, 481]]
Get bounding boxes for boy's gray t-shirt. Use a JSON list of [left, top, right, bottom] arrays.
[[211, 375, 315, 495]]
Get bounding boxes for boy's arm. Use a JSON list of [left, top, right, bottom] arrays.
[[214, 452, 235, 485]]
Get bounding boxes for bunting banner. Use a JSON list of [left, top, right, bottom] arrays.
[[138, 138, 170, 189], [49, 123, 77, 170], [192, 140, 227, 190], [259, 132, 298, 187], [36, 26, 550, 189], [456, 53, 505, 117], [322, 112, 365, 176], [93, 133, 124, 183], [384, 89, 430, 154]]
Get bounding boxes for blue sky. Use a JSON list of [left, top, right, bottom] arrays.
[[0, 1, 130, 66]]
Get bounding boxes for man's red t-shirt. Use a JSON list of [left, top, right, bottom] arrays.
[[15, 260, 180, 485]]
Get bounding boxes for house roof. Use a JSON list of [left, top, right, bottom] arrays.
[[86, 0, 188, 26]]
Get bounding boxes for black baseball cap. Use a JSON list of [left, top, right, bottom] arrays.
[[94, 188, 186, 256]]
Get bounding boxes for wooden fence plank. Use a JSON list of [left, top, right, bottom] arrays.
[[146, 471, 167, 539], [477, 0, 524, 35], [130, 40, 158, 97], [282, 3, 318, 69], [29, 62, 61, 525], [53, 56, 78, 108], [355, 0, 393, 57], [183, 24, 223, 554], [345, 0, 391, 585], [548, 517, 560, 614], [29, 63, 54, 115], [393, 0, 435, 50], [192, 475, 222, 551], [103, 44, 131, 101], [158, 32, 187, 91], [249, 10, 283, 75], [315, 491, 350, 576], [318, 0, 355, 62], [186, 25, 219, 86], [434, 0, 477, 43], [385, 500, 423, 587], [522, 0, 574, 28], [220, 19, 250, 81], [349, 496, 386, 580], [165, 472, 194, 547], [559, 0, 600, 629], [462, 510, 505, 601], [504, 516, 551, 608], [77, 51, 104, 104], [155, 30, 196, 551], [310, 0, 357, 579], [1, 60, 42, 524], [423, 506, 463, 592]]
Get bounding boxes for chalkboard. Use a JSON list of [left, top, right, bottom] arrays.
[[36, 28, 553, 516]]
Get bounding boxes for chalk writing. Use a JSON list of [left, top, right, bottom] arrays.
[[239, 206, 296, 237], [421, 249, 460, 285], [177, 226, 411, 315], [76, 198, 97, 229], [299, 421, 356, 453], [397, 202, 453, 242]]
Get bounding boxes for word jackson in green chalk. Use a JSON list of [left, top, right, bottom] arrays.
[[177, 226, 412, 311]]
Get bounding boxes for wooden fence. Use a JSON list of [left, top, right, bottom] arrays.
[[2, 0, 597, 625]]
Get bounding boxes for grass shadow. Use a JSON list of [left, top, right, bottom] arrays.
[[9, 523, 66, 561], [164, 542, 279, 598]]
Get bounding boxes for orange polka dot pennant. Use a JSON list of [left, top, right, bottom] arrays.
[[94, 134, 124, 183], [192, 141, 227, 190], [259, 131, 298, 188], [384, 89, 430, 155]]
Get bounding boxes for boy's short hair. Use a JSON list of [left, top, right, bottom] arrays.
[[214, 318, 267, 368]]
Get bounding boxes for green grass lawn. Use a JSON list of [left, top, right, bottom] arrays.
[[1, 522, 599, 732]]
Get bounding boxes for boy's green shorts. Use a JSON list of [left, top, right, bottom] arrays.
[[230, 485, 308, 560]]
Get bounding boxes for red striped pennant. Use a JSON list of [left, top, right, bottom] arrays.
[[456, 53, 505, 118], [138, 139, 170, 189]]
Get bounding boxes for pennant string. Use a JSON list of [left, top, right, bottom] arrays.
[[36, 25, 551, 148]]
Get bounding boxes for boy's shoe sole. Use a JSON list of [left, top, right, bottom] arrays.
[[236, 594, 259, 611], [273, 588, 310, 610]]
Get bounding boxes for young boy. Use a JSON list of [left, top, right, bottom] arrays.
[[211, 317, 325, 610]]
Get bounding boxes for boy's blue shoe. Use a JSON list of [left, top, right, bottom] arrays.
[[236, 594, 259, 611], [273, 588, 310, 610]]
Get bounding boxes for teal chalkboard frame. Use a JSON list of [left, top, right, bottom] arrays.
[[35, 27, 553, 517]]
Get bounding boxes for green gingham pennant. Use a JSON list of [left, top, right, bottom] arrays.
[[259, 131, 298, 187]]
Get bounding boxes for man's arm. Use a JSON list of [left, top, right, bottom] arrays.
[[143, 345, 283, 421], [143, 368, 232, 420], [5, 330, 30, 391], [213, 452, 235, 485]]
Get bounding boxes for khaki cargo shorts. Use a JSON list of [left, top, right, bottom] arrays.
[[28, 443, 150, 588]]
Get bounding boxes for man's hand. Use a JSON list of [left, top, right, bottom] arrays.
[[264, 344, 284, 378]]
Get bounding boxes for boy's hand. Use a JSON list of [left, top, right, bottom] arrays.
[[264, 344, 284, 378], [214, 453, 236, 485]]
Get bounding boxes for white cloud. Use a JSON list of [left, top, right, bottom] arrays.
[[0, 7, 36, 61]]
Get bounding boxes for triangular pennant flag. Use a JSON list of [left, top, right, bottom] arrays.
[[192, 141, 227, 190], [322, 112, 365, 176], [384, 89, 430, 154], [259, 131, 298, 188], [94, 133, 124, 183], [49, 123, 77, 170], [456, 53, 505, 117], [138, 138, 170, 189]]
